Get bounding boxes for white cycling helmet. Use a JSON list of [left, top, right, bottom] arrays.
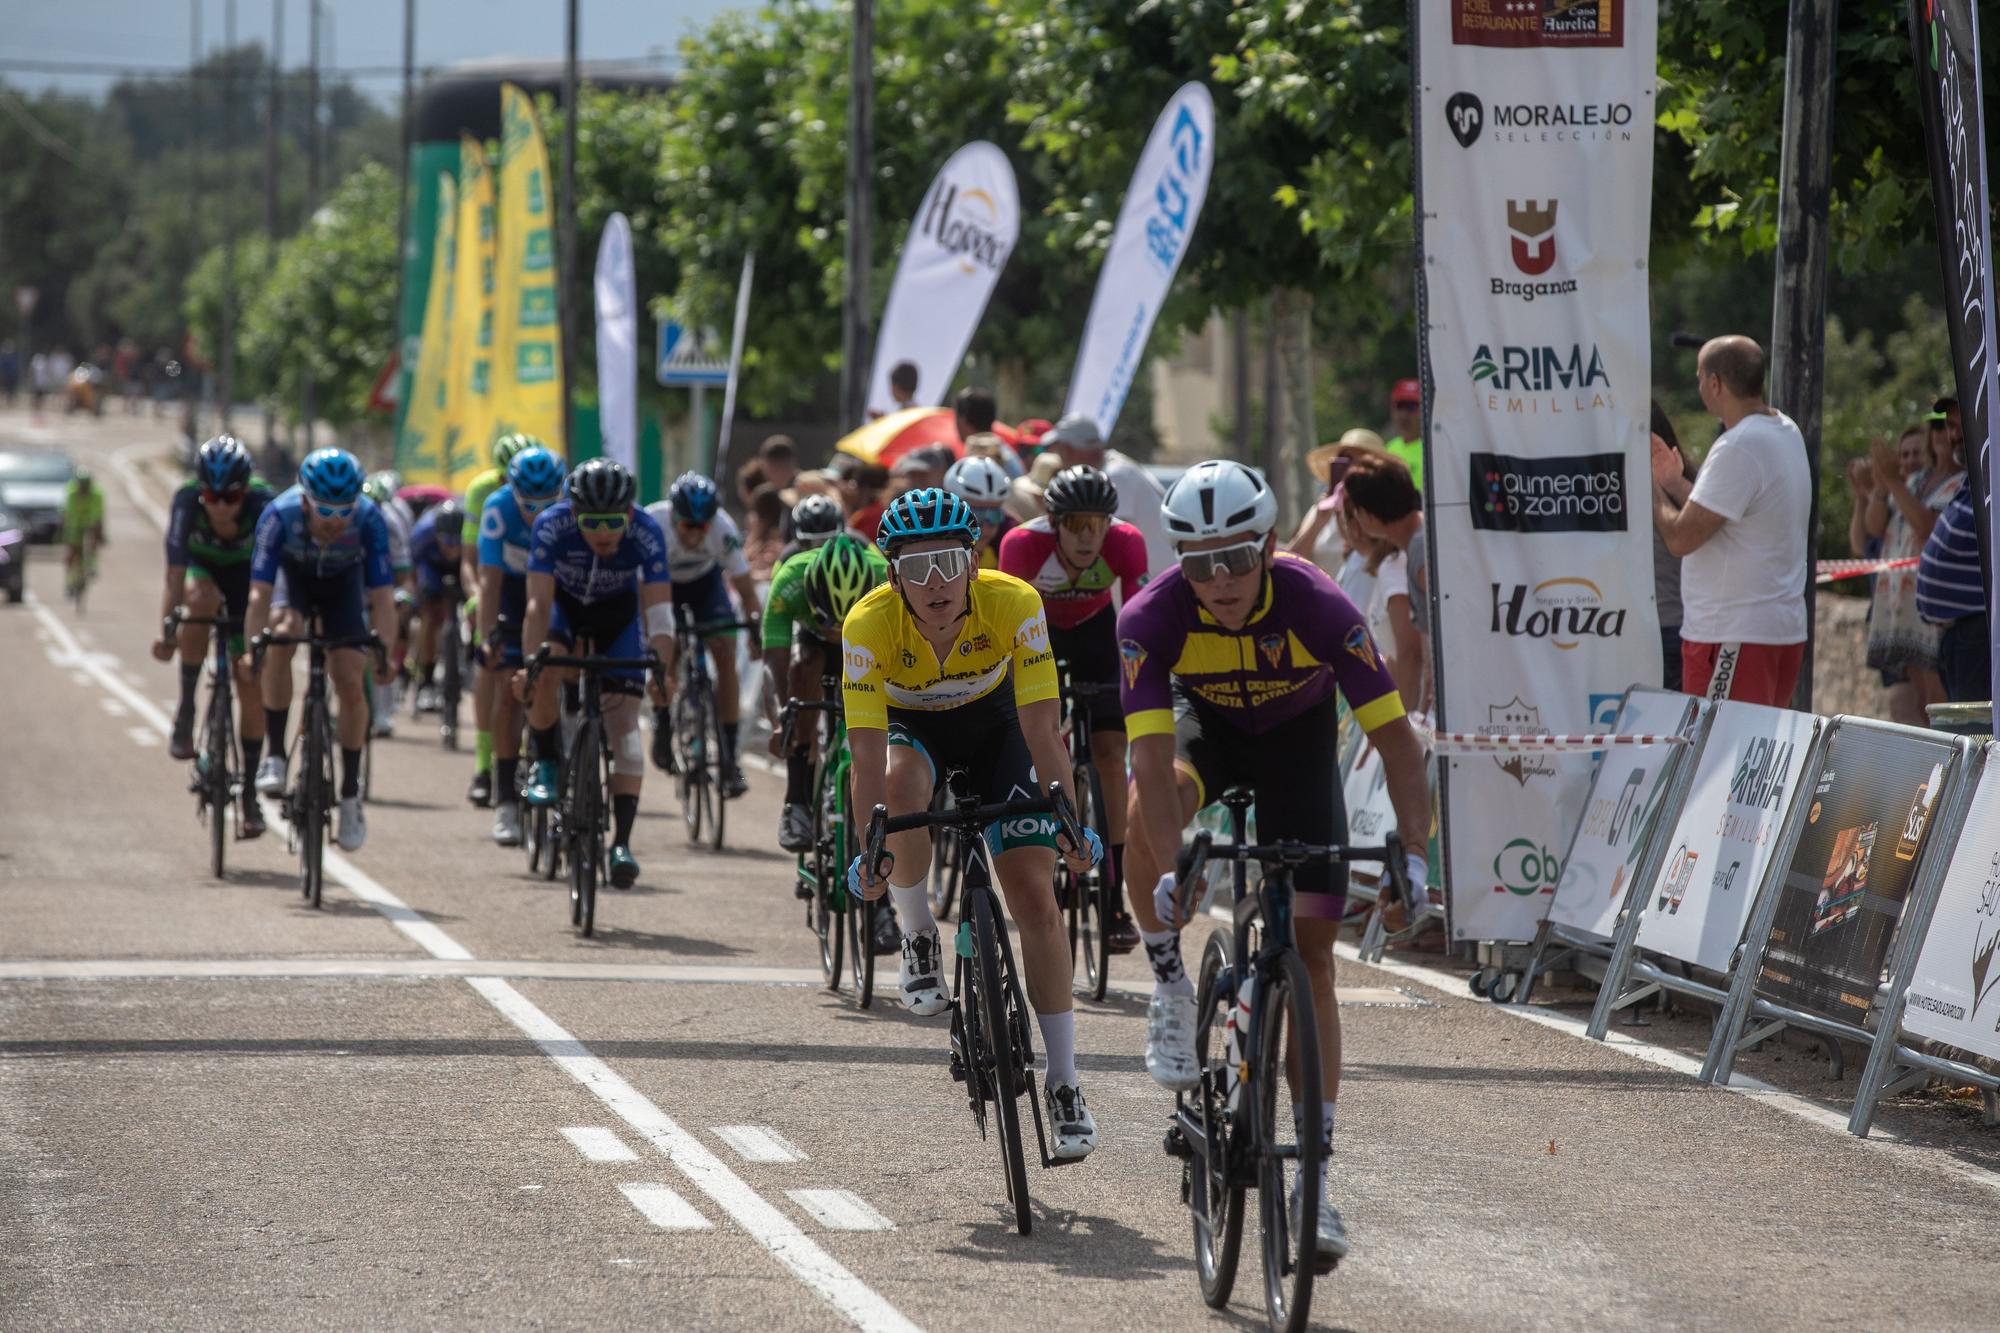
[[1161, 460, 1278, 544], [943, 454, 1012, 509]]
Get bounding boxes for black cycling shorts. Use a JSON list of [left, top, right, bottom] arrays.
[[887, 690, 1056, 855], [1174, 686, 1348, 909], [1051, 610, 1125, 731]]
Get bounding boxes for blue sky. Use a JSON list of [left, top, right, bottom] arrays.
[[8, 1, 747, 101]]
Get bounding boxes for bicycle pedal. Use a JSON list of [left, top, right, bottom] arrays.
[[1162, 1123, 1192, 1159]]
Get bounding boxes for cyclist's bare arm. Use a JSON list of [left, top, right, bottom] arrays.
[[1369, 714, 1430, 856]]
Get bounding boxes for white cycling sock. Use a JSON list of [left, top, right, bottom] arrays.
[[1140, 925, 1194, 998], [1037, 1010, 1078, 1087], [889, 878, 936, 938]]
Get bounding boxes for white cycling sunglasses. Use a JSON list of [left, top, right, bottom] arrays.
[[1177, 539, 1263, 583], [893, 545, 975, 587]]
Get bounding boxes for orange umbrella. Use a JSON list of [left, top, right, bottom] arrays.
[[835, 407, 965, 468]]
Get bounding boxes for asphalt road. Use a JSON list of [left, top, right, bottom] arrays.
[[4, 406, 1999, 1332]]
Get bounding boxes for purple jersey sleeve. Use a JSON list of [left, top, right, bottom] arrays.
[[1278, 554, 1404, 731], [1115, 573, 1186, 740]]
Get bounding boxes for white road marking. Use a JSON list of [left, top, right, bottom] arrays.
[[787, 1190, 894, 1232], [0, 957, 832, 985], [127, 727, 159, 747], [562, 1126, 640, 1163], [31, 587, 923, 1333], [712, 1125, 808, 1164], [618, 1182, 711, 1231], [98, 696, 129, 716]]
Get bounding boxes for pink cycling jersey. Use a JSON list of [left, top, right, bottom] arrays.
[[998, 516, 1149, 630]]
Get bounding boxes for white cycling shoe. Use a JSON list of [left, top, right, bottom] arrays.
[[336, 795, 367, 851], [897, 930, 951, 1017], [492, 801, 522, 847], [255, 755, 288, 798], [1044, 1081, 1099, 1160], [1291, 1183, 1351, 1263], [1145, 991, 1200, 1091]]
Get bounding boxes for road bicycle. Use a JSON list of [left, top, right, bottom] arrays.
[[1057, 668, 1120, 1001], [1162, 785, 1408, 1333], [781, 671, 875, 1005], [437, 578, 467, 749], [670, 609, 753, 850], [65, 536, 98, 613], [166, 608, 243, 878], [862, 773, 1085, 1236], [525, 646, 662, 938], [254, 625, 384, 909]]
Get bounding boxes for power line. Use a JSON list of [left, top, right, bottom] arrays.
[[0, 53, 680, 83]]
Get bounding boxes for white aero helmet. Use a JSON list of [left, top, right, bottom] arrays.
[[943, 454, 1012, 508], [1161, 460, 1278, 544]]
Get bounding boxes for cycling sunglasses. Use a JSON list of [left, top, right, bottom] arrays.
[[893, 545, 975, 587], [309, 498, 356, 520], [1178, 539, 1263, 583], [517, 493, 558, 515], [201, 486, 247, 505], [1057, 513, 1110, 535], [578, 512, 629, 533]]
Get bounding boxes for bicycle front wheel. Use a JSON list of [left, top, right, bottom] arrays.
[[205, 673, 236, 880], [439, 617, 462, 749], [566, 725, 601, 936], [811, 769, 842, 988], [299, 703, 330, 909], [1255, 948, 1325, 1333], [1191, 931, 1245, 1308], [1076, 762, 1110, 1002], [971, 884, 1031, 1236], [706, 689, 728, 851]]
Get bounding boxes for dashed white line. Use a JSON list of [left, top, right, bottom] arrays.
[[98, 696, 129, 717], [618, 1182, 711, 1231], [787, 1190, 895, 1233], [127, 726, 159, 747], [712, 1125, 809, 1164], [562, 1126, 640, 1163]]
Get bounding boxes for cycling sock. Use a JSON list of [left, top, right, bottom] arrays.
[[1108, 842, 1125, 906], [722, 720, 740, 763], [784, 750, 813, 804], [1140, 925, 1193, 997], [240, 737, 262, 776], [612, 793, 639, 847], [654, 705, 672, 736], [888, 879, 937, 938], [474, 729, 493, 773], [1037, 1010, 1078, 1087], [496, 757, 519, 801], [532, 725, 561, 761], [177, 661, 200, 713], [1294, 1101, 1336, 1191], [339, 747, 363, 798], [265, 707, 289, 754], [419, 660, 436, 688]]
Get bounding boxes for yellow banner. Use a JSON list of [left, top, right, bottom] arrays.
[[399, 169, 458, 486], [446, 134, 497, 492], [488, 84, 565, 452]]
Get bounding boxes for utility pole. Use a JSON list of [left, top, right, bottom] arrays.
[[189, 0, 204, 446], [839, 0, 873, 432], [560, 0, 579, 452], [220, 0, 238, 431], [262, 0, 282, 456], [303, 0, 321, 451], [1770, 0, 1836, 712]]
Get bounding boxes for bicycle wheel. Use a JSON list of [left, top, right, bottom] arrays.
[[439, 617, 462, 749], [930, 826, 962, 923], [205, 671, 236, 880], [674, 676, 708, 844], [706, 690, 728, 851], [843, 784, 874, 1008], [811, 766, 842, 988], [1191, 931, 1245, 1308], [1076, 762, 1110, 1002], [970, 882, 1032, 1236], [298, 701, 328, 909], [1255, 948, 1325, 1333], [566, 724, 601, 936]]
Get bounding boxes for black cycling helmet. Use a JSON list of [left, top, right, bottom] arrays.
[[1043, 465, 1119, 517], [567, 457, 637, 513], [790, 493, 844, 545], [197, 435, 255, 492], [433, 499, 466, 533]]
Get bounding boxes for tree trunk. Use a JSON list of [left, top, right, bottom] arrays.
[[994, 357, 1029, 423], [1267, 286, 1315, 525]]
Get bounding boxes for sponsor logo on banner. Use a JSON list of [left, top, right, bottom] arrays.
[[1657, 844, 1699, 914], [1895, 762, 1945, 861], [1974, 854, 2000, 1018], [1588, 692, 1621, 728], [1469, 341, 1614, 415], [1452, 0, 1624, 49], [921, 180, 1011, 277], [1490, 577, 1629, 647], [1470, 452, 1625, 532], [1445, 92, 1486, 147], [1445, 91, 1636, 148], [1491, 837, 1561, 896], [1484, 696, 1553, 787], [1492, 199, 1578, 302]]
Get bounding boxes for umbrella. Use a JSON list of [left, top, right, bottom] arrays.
[[835, 407, 965, 468]]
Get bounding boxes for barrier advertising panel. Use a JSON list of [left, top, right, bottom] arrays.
[[1899, 745, 2000, 1063]]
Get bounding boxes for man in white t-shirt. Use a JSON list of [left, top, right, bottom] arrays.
[[1046, 414, 1173, 576], [1650, 336, 1811, 706]]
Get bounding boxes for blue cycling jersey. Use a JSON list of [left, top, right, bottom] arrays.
[[477, 484, 539, 578], [527, 501, 670, 604], [250, 486, 396, 589], [408, 508, 460, 578]]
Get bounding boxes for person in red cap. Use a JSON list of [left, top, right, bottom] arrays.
[[1386, 379, 1424, 489]]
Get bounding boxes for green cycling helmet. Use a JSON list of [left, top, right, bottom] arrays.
[[363, 470, 400, 506], [804, 534, 882, 630], [493, 431, 543, 472]]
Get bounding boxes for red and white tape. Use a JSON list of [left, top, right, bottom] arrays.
[[1815, 556, 1918, 583], [1415, 725, 1690, 754]]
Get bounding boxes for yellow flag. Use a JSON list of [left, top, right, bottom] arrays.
[[489, 84, 565, 451], [399, 169, 458, 486], [446, 134, 497, 493]]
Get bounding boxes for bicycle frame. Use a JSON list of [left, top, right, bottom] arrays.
[[168, 609, 242, 876]]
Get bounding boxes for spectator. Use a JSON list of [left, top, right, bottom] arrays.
[[1006, 450, 1061, 524], [0, 340, 18, 405], [1862, 412, 1962, 725], [846, 461, 891, 541], [962, 429, 1024, 479], [735, 459, 767, 509], [1290, 428, 1383, 576], [954, 385, 998, 442], [29, 350, 52, 412], [758, 435, 800, 493], [1342, 451, 1431, 714], [1649, 402, 1697, 693], [742, 484, 788, 582], [1917, 482, 1990, 703], [890, 445, 950, 494], [889, 361, 920, 412], [1385, 379, 1425, 490], [1044, 413, 1172, 576], [1651, 335, 1811, 706]]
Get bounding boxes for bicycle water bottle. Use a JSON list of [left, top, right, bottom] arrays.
[[1222, 972, 1256, 1113]]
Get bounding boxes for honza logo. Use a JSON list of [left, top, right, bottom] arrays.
[[921, 180, 1010, 277], [1490, 577, 1628, 648], [1469, 452, 1625, 533]]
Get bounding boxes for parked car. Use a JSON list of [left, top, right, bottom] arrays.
[[0, 501, 25, 602], [0, 448, 76, 543]]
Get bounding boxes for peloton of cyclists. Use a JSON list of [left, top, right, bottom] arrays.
[[405, 497, 467, 718]]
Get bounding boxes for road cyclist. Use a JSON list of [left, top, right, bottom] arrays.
[[841, 486, 1106, 1160], [1115, 459, 1433, 1264], [60, 464, 108, 609], [405, 497, 468, 735], [942, 453, 1014, 568], [463, 431, 545, 809], [244, 447, 398, 853], [361, 470, 415, 739]]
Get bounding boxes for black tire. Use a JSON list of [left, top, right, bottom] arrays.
[[970, 882, 1031, 1236], [566, 724, 601, 936], [845, 801, 874, 1009], [439, 616, 462, 750], [930, 828, 962, 923], [298, 702, 327, 909], [1076, 762, 1109, 1002], [812, 771, 843, 988], [205, 672, 235, 880], [1192, 932, 1246, 1309], [1256, 949, 1324, 1333], [675, 676, 709, 845], [707, 689, 728, 851]]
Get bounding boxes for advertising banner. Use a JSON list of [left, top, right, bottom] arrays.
[[1907, 0, 2000, 715], [1342, 733, 1398, 879], [446, 135, 496, 493], [594, 212, 638, 471], [1063, 82, 1214, 437], [489, 84, 565, 451], [1636, 701, 1820, 974], [1754, 722, 1957, 1024], [1901, 747, 2000, 1061], [1414, 1, 1663, 942], [866, 142, 1019, 419], [1546, 690, 1700, 942], [399, 170, 458, 487]]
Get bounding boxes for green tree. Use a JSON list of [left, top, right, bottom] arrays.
[[182, 235, 276, 395]]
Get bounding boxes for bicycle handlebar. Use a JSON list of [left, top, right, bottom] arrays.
[[166, 608, 241, 631], [1172, 828, 1408, 922], [859, 780, 1084, 889], [522, 645, 666, 691], [778, 695, 840, 750]]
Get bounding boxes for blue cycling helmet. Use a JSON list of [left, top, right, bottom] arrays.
[[197, 434, 254, 492], [298, 448, 365, 506], [668, 471, 720, 524], [876, 487, 980, 553], [508, 446, 566, 500]]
